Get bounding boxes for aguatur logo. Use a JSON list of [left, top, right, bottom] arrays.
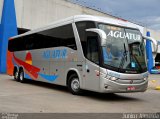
[[107, 30, 141, 41]]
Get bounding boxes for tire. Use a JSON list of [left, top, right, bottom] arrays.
[[13, 68, 19, 81], [68, 74, 81, 95], [18, 69, 25, 83]]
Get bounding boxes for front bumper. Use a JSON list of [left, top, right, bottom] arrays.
[[100, 77, 148, 93]]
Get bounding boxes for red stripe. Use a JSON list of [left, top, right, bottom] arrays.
[[13, 53, 40, 79]]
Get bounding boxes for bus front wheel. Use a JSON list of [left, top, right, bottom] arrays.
[[68, 74, 81, 95]]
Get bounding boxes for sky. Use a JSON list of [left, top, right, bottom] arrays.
[[68, 0, 160, 31]]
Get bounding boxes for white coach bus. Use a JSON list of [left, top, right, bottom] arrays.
[[8, 15, 158, 94]]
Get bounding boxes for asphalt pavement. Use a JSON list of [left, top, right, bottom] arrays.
[[0, 74, 159, 113]]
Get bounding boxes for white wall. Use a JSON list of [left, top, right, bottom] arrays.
[[14, 0, 114, 29]]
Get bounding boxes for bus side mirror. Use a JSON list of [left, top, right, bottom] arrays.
[[143, 36, 158, 54], [86, 28, 107, 46]]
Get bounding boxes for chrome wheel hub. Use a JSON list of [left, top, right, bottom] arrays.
[[71, 78, 80, 91], [15, 71, 18, 79], [20, 72, 23, 81]]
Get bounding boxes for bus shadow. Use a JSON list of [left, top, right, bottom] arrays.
[[12, 79, 69, 93], [12, 79, 142, 102], [80, 91, 142, 102]]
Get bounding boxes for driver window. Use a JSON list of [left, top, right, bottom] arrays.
[[76, 21, 96, 56]]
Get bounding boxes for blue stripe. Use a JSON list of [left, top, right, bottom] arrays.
[[39, 73, 58, 82], [24, 74, 32, 80]]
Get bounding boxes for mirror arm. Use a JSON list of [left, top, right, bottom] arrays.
[[86, 28, 107, 46]]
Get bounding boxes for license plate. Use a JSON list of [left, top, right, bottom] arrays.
[[127, 86, 136, 91]]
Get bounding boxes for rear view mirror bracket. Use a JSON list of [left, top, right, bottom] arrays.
[[86, 28, 107, 46]]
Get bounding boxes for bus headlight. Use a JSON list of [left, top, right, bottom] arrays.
[[109, 77, 118, 81], [143, 77, 148, 81], [105, 75, 118, 81]]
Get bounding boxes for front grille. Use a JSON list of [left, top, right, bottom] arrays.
[[115, 79, 145, 84]]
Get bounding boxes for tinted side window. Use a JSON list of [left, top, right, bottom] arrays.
[[8, 24, 77, 52], [24, 35, 35, 50], [38, 24, 77, 50], [8, 37, 25, 51], [76, 21, 96, 56]]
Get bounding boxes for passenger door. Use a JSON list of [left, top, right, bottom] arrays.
[[84, 33, 100, 91]]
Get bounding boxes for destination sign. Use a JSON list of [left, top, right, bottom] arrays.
[[107, 30, 141, 41]]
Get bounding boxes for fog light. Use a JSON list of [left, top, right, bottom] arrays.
[[104, 85, 108, 89]]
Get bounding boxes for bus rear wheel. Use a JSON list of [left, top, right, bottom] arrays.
[[14, 68, 19, 81], [68, 74, 81, 95], [19, 69, 25, 83]]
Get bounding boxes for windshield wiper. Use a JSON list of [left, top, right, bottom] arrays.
[[119, 43, 128, 69]]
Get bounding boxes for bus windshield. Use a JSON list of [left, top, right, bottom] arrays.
[[98, 24, 147, 73]]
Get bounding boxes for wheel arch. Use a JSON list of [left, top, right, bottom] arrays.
[[19, 65, 25, 72], [66, 68, 82, 87]]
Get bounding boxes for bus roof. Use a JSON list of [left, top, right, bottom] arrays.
[[12, 15, 140, 39], [74, 15, 138, 29]]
